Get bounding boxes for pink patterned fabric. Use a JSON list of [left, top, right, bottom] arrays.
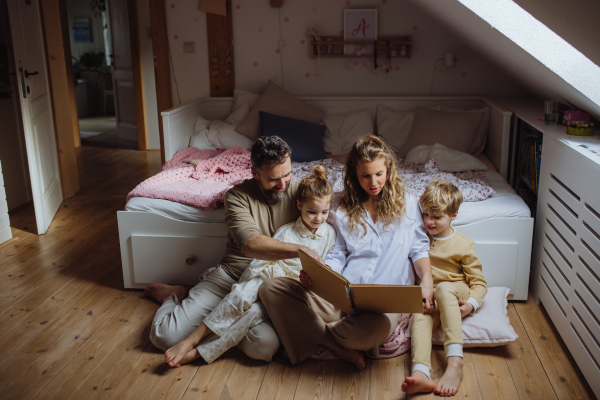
[[126, 147, 253, 210], [310, 313, 412, 360]]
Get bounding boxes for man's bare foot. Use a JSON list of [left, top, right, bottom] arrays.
[[323, 341, 365, 370], [435, 356, 463, 397], [143, 283, 188, 303], [401, 371, 435, 393], [165, 338, 196, 367]]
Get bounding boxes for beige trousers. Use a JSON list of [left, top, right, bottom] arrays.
[[149, 266, 280, 362], [411, 281, 470, 369], [259, 277, 402, 365]]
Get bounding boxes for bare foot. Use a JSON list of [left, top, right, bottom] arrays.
[[323, 341, 365, 370], [143, 283, 188, 303], [165, 338, 196, 367], [401, 371, 435, 394], [165, 347, 201, 368], [435, 356, 463, 397]]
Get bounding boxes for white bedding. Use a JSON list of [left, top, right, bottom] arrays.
[[125, 170, 530, 226]]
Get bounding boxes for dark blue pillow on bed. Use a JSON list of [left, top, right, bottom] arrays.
[[260, 111, 326, 163]]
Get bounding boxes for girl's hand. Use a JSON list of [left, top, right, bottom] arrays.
[[299, 270, 312, 287], [458, 299, 474, 318]]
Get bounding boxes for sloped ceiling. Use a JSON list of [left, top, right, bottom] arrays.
[[408, 0, 600, 120]]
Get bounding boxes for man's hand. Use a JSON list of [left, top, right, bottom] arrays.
[[300, 246, 325, 264], [299, 270, 312, 287], [459, 299, 474, 318]]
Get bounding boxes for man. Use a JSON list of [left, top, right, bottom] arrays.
[[145, 136, 321, 362]]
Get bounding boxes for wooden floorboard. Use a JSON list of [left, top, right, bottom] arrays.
[[1, 145, 596, 400]]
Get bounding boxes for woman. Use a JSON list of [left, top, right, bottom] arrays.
[[259, 135, 434, 369]]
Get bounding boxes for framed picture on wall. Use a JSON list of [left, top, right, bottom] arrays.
[[73, 18, 92, 43], [344, 9, 377, 55]]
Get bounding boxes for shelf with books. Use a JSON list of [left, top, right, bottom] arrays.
[[512, 120, 543, 218]]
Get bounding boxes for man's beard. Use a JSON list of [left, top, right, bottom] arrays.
[[260, 183, 289, 203]]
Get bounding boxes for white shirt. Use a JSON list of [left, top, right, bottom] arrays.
[[324, 195, 430, 285]]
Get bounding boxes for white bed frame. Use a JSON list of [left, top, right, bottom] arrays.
[[118, 96, 533, 300]]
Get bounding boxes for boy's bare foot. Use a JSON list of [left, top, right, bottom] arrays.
[[144, 283, 188, 303], [435, 356, 463, 397], [165, 348, 201, 368], [165, 338, 196, 367], [323, 341, 365, 370], [401, 371, 435, 393]]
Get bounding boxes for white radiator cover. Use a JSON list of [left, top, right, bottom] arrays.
[[531, 135, 600, 398]]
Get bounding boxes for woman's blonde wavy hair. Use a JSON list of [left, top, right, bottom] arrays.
[[338, 135, 406, 237]]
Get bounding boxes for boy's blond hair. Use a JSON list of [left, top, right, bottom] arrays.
[[420, 179, 463, 216]]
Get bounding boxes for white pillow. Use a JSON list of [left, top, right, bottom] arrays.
[[190, 112, 255, 151], [376, 105, 442, 153], [323, 109, 374, 155], [224, 103, 250, 126], [232, 89, 260, 112], [438, 105, 490, 155], [405, 143, 488, 172], [433, 287, 518, 347]]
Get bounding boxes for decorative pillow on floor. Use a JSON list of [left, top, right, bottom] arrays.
[[405, 143, 488, 172], [261, 111, 326, 162], [323, 109, 373, 155], [430, 287, 518, 347], [399, 107, 484, 158], [235, 80, 326, 140]]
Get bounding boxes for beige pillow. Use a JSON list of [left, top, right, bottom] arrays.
[[399, 107, 484, 158], [235, 80, 326, 140], [323, 109, 374, 155], [376, 104, 442, 153], [232, 89, 260, 112], [224, 103, 250, 126], [439, 105, 489, 155]]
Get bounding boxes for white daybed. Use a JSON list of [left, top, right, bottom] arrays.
[[118, 96, 534, 300]]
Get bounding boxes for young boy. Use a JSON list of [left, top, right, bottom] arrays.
[[402, 179, 487, 397]]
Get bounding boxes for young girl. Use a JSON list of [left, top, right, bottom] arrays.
[[165, 165, 336, 367]]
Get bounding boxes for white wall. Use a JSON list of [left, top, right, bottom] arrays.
[[163, 0, 530, 104], [137, 0, 160, 150]]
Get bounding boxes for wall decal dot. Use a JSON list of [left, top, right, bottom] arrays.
[[346, 0, 351, 5], [305, 73, 310, 78], [395, 66, 400, 71], [412, 25, 417, 31], [258, 27, 263, 33], [235, 4, 240, 9], [170, 3, 175, 8], [382, 0, 387, 4], [353, 60, 358, 66], [284, 17, 289, 22], [313, 7, 318, 13], [173, 34, 178, 40], [253, 62, 258, 67], [275, 49, 280, 54], [339, 30, 344, 36], [300, 39, 305, 45], [461, 72, 466, 78]]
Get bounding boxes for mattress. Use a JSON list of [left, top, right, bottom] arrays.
[[125, 171, 530, 226]]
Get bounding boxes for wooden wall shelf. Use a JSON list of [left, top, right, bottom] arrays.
[[310, 36, 411, 59]]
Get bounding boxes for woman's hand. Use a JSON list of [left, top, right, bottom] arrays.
[[458, 299, 474, 318], [299, 270, 312, 287]]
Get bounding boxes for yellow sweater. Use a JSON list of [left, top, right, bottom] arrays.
[[429, 228, 487, 306]]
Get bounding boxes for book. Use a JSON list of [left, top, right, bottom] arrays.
[[298, 249, 424, 316]]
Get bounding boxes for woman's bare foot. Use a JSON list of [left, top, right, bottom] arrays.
[[401, 371, 435, 393], [323, 341, 365, 370], [144, 283, 188, 303], [165, 338, 196, 367], [435, 356, 463, 397]]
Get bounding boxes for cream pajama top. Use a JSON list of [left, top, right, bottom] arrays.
[[198, 217, 336, 363]]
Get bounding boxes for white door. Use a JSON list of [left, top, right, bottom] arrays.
[[107, 0, 138, 143], [7, 0, 62, 235]]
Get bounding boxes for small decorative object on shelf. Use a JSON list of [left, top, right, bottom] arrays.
[[567, 121, 594, 136]]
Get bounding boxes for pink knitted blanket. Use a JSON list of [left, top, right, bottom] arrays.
[[126, 147, 253, 210], [310, 313, 412, 360]]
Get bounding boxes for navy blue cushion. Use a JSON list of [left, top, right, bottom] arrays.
[[260, 111, 326, 162]]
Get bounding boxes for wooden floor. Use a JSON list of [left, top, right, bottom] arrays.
[[1, 146, 596, 400]]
